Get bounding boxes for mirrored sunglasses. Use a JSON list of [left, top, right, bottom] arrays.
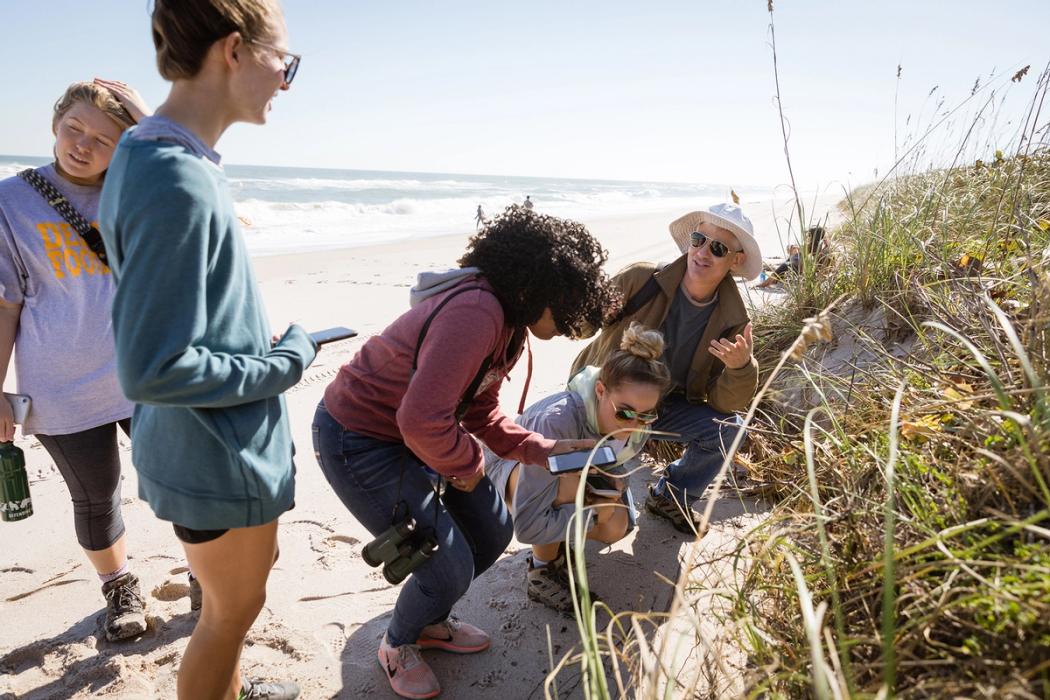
[[690, 231, 740, 258], [613, 402, 659, 424]]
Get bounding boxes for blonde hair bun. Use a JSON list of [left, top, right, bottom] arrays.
[[619, 322, 665, 361]]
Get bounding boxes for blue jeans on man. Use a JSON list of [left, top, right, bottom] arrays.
[[648, 393, 743, 502], [312, 402, 513, 647]]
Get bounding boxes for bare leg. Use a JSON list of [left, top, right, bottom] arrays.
[[532, 541, 562, 562], [83, 534, 127, 575], [177, 520, 279, 700]]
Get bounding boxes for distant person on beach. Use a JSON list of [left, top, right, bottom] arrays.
[[755, 225, 828, 289], [571, 203, 761, 534], [0, 80, 149, 642], [523, 195, 534, 210], [475, 203, 486, 229], [99, 1, 314, 698], [313, 205, 617, 698], [755, 244, 800, 289], [486, 323, 671, 615]]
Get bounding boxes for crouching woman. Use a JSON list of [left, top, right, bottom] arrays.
[[486, 323, 671, 615], [312, 206, 617, 699]]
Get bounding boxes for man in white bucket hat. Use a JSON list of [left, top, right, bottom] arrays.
[[570, 202, 760, 534]]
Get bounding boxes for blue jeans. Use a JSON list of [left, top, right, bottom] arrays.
[[649, 393, 743, 502], [312, 402, 513, 647]]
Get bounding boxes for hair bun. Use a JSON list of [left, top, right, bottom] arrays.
[[619, 322, 664, 361]]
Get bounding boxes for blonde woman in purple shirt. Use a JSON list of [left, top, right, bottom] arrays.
[[0, 79, 149, 641]]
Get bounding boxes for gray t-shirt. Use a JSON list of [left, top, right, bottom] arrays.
[[486, 391, 589, 545], [0, 164, 132, 434], [660, 285, 717, 392]]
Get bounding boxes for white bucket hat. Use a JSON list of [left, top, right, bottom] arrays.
[[668, 202, 763, 280]]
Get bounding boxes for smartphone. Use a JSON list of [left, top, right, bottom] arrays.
[[3, 393, 30, 424], [310, 326, 358, 346], [547, 445, 616, 474]]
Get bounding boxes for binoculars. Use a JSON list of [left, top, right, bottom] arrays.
[[363, 515, 440, 585]]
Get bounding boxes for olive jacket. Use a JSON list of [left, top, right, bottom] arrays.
[[569, 254, 758, 413]]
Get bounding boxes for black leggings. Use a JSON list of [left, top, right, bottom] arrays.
[[35, 419, 132, 551]]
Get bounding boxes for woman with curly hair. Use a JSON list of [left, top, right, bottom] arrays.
[[313, 205, 617, 698]]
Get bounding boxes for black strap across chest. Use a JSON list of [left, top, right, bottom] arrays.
[[18, 168, 109, 267], [608, 269, 663, 326]]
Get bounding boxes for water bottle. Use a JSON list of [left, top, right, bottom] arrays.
[[0, 442, 32, 521]]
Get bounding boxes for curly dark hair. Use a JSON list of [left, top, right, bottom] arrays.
[[458, 205, 620, 338]]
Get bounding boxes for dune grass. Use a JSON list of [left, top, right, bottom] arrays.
[[543, 28, 1050, 700]]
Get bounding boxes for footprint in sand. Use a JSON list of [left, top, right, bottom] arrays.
[[154, 651, 179, 667], [477, 667, 508, 688], [244, 623, 310, 664], [0, 639, 48, 673], [151, 580, 190, 602], [315, 621, 359, 660], [0, 565, 33, 574]]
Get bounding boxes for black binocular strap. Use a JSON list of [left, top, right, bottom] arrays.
[[606, 265, 666, 326]]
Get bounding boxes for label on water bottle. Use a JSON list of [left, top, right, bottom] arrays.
[[1, 496, 32, 521]]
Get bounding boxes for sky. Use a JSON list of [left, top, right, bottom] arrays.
[[1, 1, 1048, 190]]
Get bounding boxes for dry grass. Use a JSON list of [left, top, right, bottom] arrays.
[[545, 12, 1050, 697]]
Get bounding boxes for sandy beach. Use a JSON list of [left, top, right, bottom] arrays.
[[0, 196, 834, 699]]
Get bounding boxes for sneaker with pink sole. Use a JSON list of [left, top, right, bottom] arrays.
[[378, 635, 441, 699], [416, 617, 490, 654]]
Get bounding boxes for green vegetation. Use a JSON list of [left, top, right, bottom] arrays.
[[538, 0, 1050, 689], [736, 137, 1050, 698], [547, 52, 1049, 700]]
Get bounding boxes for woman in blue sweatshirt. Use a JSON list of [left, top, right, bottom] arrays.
[[99, 1, 314, 698]]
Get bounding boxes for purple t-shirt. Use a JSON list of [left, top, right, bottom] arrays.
[[0, 164, 132, 434]]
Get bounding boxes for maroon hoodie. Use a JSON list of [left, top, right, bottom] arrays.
[[323, 275, 556, 480]]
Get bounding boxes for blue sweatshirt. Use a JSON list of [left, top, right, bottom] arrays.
[[98, 121, 316, 529]]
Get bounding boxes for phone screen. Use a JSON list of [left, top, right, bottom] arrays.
[[310, 326, 358, 346], [547, 445, 617, 473]]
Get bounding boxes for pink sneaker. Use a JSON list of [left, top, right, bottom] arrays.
[[416, 617, 491, 654], [378, 635, 440, 699]]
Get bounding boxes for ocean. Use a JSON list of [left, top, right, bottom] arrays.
[[0, 155, 761, 255]]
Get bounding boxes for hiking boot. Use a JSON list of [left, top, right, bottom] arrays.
[[188, 573, 202, 613], [378, 634, 440, 699], [237, 677, 300, 699], [417, 617, 490, 654], [644, 484, 706, 536], [526, 554, 577, 617], [101, 572, 147, 641]]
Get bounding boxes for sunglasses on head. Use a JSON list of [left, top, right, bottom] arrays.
[[250, 39, 301, 86], [690, 231, 741, 258], [612, 401, 659, 425]]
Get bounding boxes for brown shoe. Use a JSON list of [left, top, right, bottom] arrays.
[[644, 485, 706, 535], [526, 554, 575, 616], [101, 572, 147, 641], [188, 573, 202, 613], [526, 553, 601, 617]]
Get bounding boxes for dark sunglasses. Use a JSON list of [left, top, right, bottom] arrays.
[[690, 231, 741, 258], [612, 402, 659, 425], [250, 39, 301, 86]]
